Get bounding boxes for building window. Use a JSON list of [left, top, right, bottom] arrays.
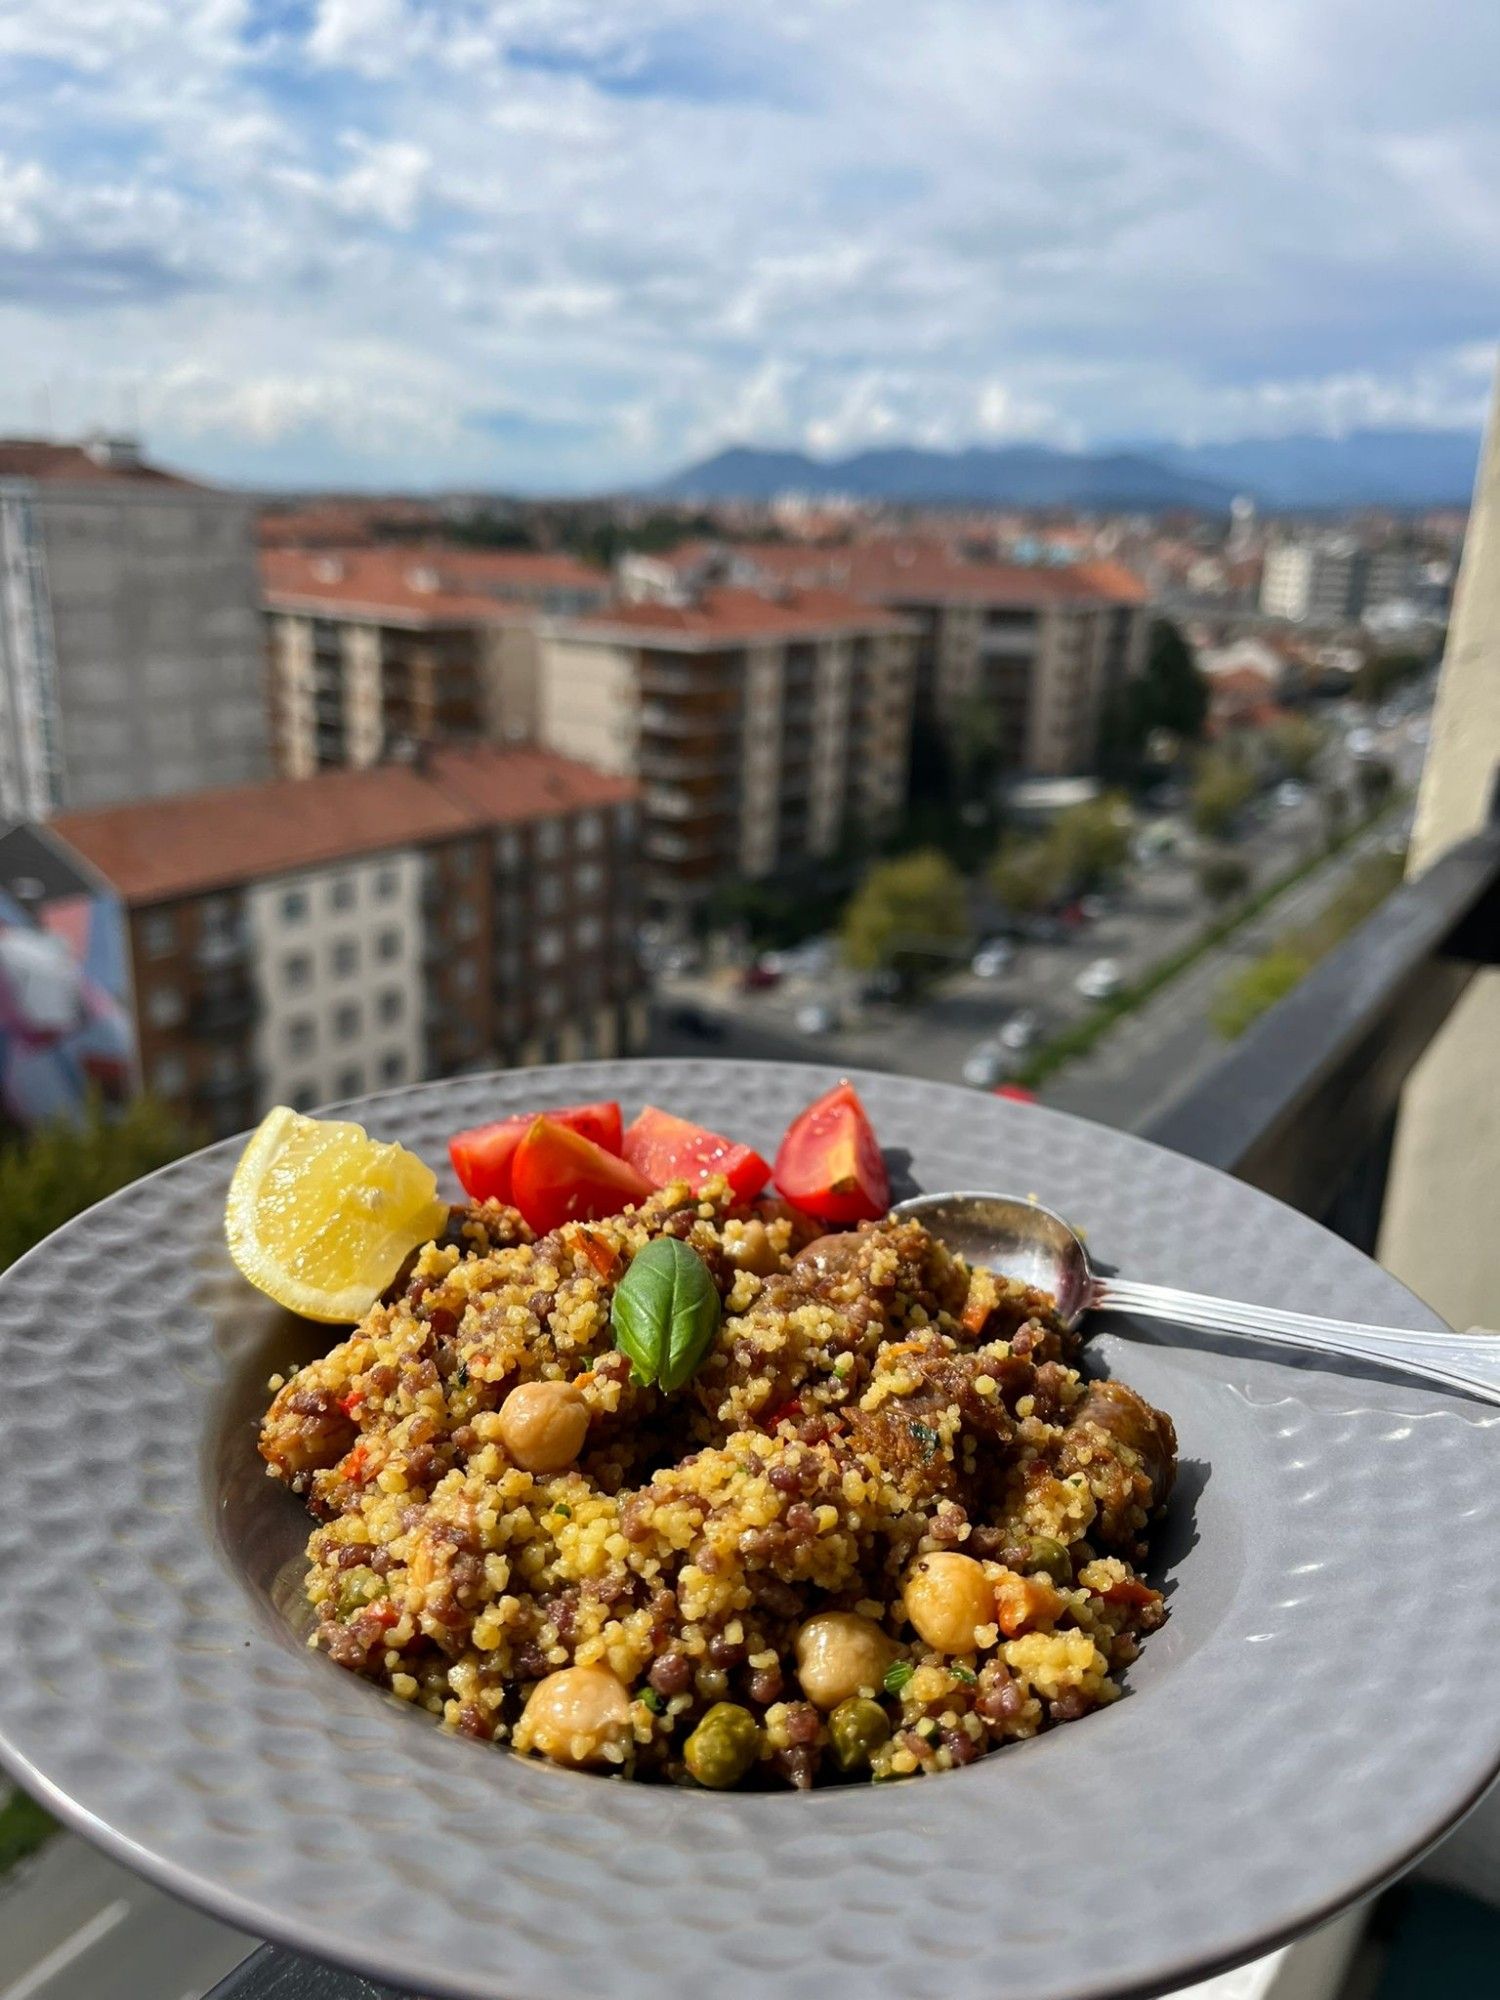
[[375, 867, 399, 901], [377, 929, 401, 962], [575, 915, 603, 951], [453, 902, 480, 941], [334, 1002, 361, 1041], [493, 830, 522, 870], [281, 889, 308, 923], [537, 819, 565, 861], [286, 1018, 315, 1057], [377, 989, 403, 1025], [284, 952, 312, 991], [336, 1067, 364, 1098], [576, 811, 603, 849], [453, 960, 479, 995], [142, 910, 177, 959], [152, 1054, 186, 1096], [330, 876, 355, 911], [147, 986, 184, 1029], [536, 928, 565, 968], [615, 805, 637, 839], [574, 861, 604, 897], [452, 846, 475, 879], [289, 1081, 317, 1112], [537, 875, 565, 916], [332, 940, 358, 977], [537, 984, 563, 1019], [379, 1052, 405, 1085]]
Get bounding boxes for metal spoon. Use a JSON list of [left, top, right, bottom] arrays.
[[892, 1190, 1500, 1408]]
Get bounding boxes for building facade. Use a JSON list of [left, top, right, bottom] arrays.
[[630, 539, 1149, 780], [262, 546, 610, 777], [537, 587, 916, 919], [1259, 537, 1367, 624], [0, 437, 268, 819], [49, 747, 646, 1137]]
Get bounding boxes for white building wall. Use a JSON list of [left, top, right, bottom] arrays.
[[739, 642, 783, 875], [536, 635, 637, 773], [247, 850, 425, 1112], [344, 625, 384, 767], [0, 488, 61, 818]]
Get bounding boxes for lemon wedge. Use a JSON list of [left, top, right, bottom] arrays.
[[226, 1106, 450, 1323]]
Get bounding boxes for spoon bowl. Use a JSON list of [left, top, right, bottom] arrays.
[[891, 1190, 1095, 1328]]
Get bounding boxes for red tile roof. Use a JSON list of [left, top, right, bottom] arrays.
[[52, 748, 637, 905], [669, 537, 1149, 609], [261, 545, 607, 624], [567, 584, 910, 643], [0, 439, 202, 490]]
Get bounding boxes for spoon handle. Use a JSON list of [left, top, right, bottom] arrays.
[[1093, 1277, 1500, 1408]]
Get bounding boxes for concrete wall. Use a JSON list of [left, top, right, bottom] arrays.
[[1378, 367, 1500, 1332], [536, 634, 637, 774], [35, 484, 268, 810]]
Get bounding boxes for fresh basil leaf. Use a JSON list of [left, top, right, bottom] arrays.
[[610, 1237, 721, 1393]]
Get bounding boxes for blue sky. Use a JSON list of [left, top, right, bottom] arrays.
[[0, 1, 1495, 490]]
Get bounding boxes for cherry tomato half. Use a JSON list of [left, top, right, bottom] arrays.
[[621, 1104, 770, 1203], [772, 1080, 889, 1223], [510, 1117, 655, 1235], [448, 1100, 622, 1203]]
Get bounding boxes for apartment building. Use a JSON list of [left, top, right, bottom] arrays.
[[261, 545, 610, 776], [49, 747, 645, 1137], [1259, 536, 1367, 625], [630, 538, 1149, 778], [537, 586, 916, 918], [0, 436, 268, 819]]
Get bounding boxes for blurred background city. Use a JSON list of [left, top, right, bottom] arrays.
[[0, 5, 1496, 1998]]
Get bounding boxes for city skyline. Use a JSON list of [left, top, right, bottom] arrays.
[[0, 3, 1497, 490]]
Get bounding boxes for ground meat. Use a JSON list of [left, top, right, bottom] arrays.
[[259, 1376, 355, 1481], [1059, 1379, 1177, 1544], [649, 1652, 693, 1697]]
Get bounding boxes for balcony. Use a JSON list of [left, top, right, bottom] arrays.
[[643, 826, 722, 863], [638, 704, 728, 739], [189, 989, 256, 1036], [195, 931, 248, 972], [638, 747, 736, 783]]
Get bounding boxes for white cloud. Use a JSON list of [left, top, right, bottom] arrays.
[[0, 1, 1495, 485]]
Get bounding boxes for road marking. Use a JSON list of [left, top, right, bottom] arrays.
[[0, 1899, 131, 2000]]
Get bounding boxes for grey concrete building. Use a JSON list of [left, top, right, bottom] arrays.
[[0, 436, 267, 818]]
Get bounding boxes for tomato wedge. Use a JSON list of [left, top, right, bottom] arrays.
[[510, 1117, 655, 1234], [772, 1081, 890, 1223], [448, 1101, 622, 1203], [621, 1105, 770, 1203]]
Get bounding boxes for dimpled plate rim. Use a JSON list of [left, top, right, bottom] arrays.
[[0, 1060, 1495, 2000]]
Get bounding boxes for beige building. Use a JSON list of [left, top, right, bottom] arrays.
[[538, 586, 916, 918], [261, 546, 609, 776], [631, 538, 1149, 778]]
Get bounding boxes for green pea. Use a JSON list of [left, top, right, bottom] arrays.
[[828, 1697, 891, 1774], [683, 1702, 762, 1789], [1023, 1535, 1072, 1583]]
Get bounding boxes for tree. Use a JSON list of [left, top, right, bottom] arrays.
[[1050, 794, 1132, 888], [1198, 851, 1252, 908], [840, 850, 970, 988], [1355, 756, 1396, 814], [1353, 648, 1428, 707], [0, 1095, 193, 1274], [1265, 716, 1324, 779], [1190, 751, 1257, 839], [1320, 784, 1350, 852], [1211, 944, 1311, 1040], [1097, 618, 1210, 783], [990, 838, 1067, 918], [950, 690, 1008, 807]]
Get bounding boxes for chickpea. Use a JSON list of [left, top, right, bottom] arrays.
[[903, 1552, 996, 1655], [497, 1380, 589, 1473], [516, 1666, 631, 1768], [722, 1218, 781, 1277], [794, 1611, 897, 1710]]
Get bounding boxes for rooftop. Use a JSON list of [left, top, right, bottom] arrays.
[[51, 747, 637, 905], [566, 583, 911, 644], [260, 545, 608, 624], [650, 535, 1148, 609], [0, 436, 202, 491]]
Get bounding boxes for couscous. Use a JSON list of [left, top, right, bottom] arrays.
[[260, 1174, 1177, 1788]]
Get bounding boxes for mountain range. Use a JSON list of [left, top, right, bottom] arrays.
[[655, 427, 1480, 512]]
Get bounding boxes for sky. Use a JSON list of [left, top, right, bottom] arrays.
[[0, 1, 1496, 491]]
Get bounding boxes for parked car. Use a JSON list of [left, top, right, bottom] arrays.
[[740, 959, 781, 991], [1078, 893, 1110, 922], [1275, 780, 1307, 810], [962, 1042, 1011, 1088], [1347, 725, 1378, 759], [1076, 958, 1124, 1001], [795, 1001, 840, 1036], [858, 969, 902, 1003], [971, 938, 1015, 978], [998, 1008, 1040, 1052], [665, 1004, 726, 1040]]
